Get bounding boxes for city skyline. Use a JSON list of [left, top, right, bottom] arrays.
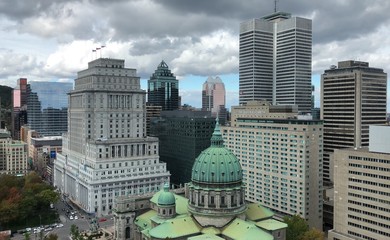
[[0, 1, 390, 110]]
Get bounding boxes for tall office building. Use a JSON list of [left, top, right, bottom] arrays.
[[53, 58, 170, 216], [147, 60, 179, 111], [27, 81, 73, 137], [12, 78, 28, 139], [202, 76, 226, 123], [150, 110, 215, 185], [239, 12, 312, 112], [328, 125, 390, 240], [321, 60, 387, 183], [221, 101, 323, 229]]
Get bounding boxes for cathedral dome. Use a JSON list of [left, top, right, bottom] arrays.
[[191, 119, 242, 184], [157, 183, 175, 206]]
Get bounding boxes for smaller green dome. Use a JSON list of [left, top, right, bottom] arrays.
[[157, 183, 175, 206]]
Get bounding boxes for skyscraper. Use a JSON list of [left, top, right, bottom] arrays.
[[321, 60, 387, 183], [239, 12, 312, 112], [202, 76, 227, 123], [147, 60, 179, 110], [53, 58, 170, 216], [27, 81, 73, 137]]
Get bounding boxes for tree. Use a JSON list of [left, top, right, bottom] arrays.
[[36, 189, 59, 207], [283, 215, 309, 240], [23, 232, 30, 240], [70, 224, 83, 240], [301, 228, 324, 240]]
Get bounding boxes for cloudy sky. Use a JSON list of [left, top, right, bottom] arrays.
[[0, 0, 389, 110]]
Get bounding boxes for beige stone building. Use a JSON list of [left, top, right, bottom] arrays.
[[221, 101, 323, 230], [328, 125, 390, 240], [0, 129, 28, 175]]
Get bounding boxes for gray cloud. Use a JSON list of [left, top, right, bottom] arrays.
[[0, 0, 389, 110], [0, 49, 44, 78]]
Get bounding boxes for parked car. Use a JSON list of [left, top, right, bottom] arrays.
[[99, 218, 107, 222]]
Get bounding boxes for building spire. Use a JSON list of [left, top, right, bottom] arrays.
[[274, 0, 279, 12], [210, 117, 223, 147]]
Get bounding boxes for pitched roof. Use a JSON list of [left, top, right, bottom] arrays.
[[222, 218, 274, 240], [256, 219, 288, 231], [245, 203, 274, 221], [149, 215, 201, 239]]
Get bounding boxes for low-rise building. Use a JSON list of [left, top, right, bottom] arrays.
[[0, 129, 28, 175]]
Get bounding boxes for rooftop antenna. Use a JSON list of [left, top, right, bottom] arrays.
[[274, 0, 279, 12]]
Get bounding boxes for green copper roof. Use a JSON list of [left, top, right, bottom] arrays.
[[191, 119, 242, 184], [149, 215, 201, 239], [188, 234, 225, 240], [134, 210, 157, 230], [151, 191, 189, 215], [201, 227, 221, 235], [222, 218, 274, 240], [157, 183, 175, 206], [256, 219, 288, 231], [245, 203, 275, 221]]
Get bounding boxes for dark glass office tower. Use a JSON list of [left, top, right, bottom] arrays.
[[27, 81, 73, 136], [147, 61, 179, 110], [150, 110, 215, 185]]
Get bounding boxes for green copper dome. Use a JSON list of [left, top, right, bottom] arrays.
[[191, 119, 242, 184], [158, 183, 176, 206]]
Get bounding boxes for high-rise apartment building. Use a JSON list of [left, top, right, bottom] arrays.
[[53, 58, 170, 216], [12, 78, 28, 139], [221, 101, 323, 229], [202, 76, 226, 123], [239, 12, 312, 112], [328, 125, 390, 240], [27, 81, 73, 137], [147, 60, 179, 110], [321, 60, 387, 183], [150, 110, 215, 185]]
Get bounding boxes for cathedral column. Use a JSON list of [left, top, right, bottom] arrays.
[[216, 192, 221, 209]]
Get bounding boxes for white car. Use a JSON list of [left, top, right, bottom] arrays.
[[74, 215, 78, 220], [56, 224, 64, 228], [69, 215, 74, 220]]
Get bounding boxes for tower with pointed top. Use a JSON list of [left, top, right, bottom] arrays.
[[147, 61, 179, 110]]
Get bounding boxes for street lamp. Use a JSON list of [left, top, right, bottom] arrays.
[[39, 214, 41, 227]]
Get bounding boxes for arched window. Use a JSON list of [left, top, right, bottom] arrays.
[[125, 227, 130, 239]]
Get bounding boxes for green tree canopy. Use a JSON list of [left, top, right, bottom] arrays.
[[301, 228, 325, 240], [283, 215, 309, 240], [0, 172, 60, 227]]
